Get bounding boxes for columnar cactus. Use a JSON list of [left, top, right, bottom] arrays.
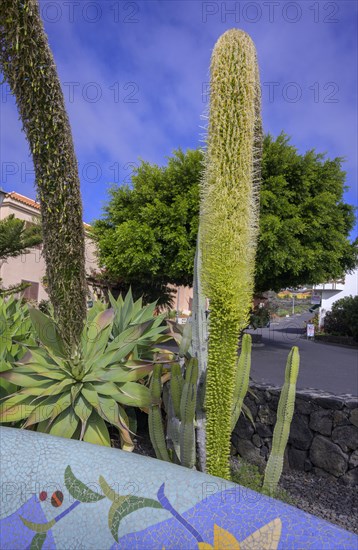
[[231, 333, 252, 432], [149, 353, 199, 468], [201, 29, 262, 479], [179, 358, 198, 468], [191, 233, 209, 471], [263, 347, 300, 495]]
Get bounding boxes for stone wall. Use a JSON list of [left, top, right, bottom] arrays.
[[231, 383, 358, 485]]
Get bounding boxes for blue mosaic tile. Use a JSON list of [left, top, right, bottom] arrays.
[[0, 427, 357, 549]]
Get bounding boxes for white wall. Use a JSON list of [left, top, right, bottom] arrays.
[[316, 268, 358, 327]]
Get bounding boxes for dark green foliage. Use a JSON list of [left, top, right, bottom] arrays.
[[94, 138, 356, 294], [230, 461, 294, 504], [249, 304, 271, 329], [0, 214, 42, 295], [0, 0, 87, 350], [111, 279, 175, 309], [230, 460, 264, 493], [256, 134, 357, 292], [93, 149, 202, 296], [0, 214, 42, 260], [38, 299, 52, 315], [324, 296, 358, 341]]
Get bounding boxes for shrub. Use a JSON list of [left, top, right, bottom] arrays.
[[324, 296, 358, 341]]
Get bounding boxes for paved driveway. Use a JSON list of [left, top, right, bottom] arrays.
[[247, 313, 358, 396]]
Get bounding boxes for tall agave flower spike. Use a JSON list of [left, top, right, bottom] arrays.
[[200, 29, 263, 479]]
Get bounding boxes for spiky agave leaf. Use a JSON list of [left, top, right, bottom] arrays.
[[109, 290, 171, 359], [148, 364, 171, 462], [0, 296, 35, 397]]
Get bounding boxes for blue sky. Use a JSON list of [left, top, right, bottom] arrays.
[[1, 0, 357, 236]]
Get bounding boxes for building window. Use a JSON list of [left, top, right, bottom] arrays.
[[22, 280, 39, 302]]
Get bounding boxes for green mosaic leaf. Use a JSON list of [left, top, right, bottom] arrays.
[[108, 500, 125, 540], [99, 475, 125, 504], [20, 516, 55, 533], [64, 465, 105, 503], [30, 533, 47, 550], [109, 496, 163, 542]]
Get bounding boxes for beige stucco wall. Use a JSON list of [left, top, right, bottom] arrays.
[[0, 193, 193, 307], [0, 248, 48, 301], [170, 285, 193, 314], [0, 195, 99, 301]]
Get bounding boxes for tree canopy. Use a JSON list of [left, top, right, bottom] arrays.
[[0, 214, 42, 295], [0, 214, 42, 261], [93, 149, 201, 303], [93, 134, 357, 296], [256, 134, 357, 290]]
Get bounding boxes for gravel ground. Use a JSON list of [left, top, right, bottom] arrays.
[[130, 420, 358, 535], [279, 469, 358, 534]]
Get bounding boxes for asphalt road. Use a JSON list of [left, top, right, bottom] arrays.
[[247, 313, 358, 396]]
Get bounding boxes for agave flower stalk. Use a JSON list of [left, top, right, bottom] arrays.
[[0, 0, 87, 350], [201, 29, 262, 479]]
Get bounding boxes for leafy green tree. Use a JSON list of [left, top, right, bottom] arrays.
[[94, 135, 357, 295], [0, 214, 42, 260], [0, 0, 87, 350], [256, 134, 357, 292], [93, 149, 202, 303], [0, 215, 42, 295]]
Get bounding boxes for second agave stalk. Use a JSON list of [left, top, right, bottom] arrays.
[[201, 29, 262, 479]]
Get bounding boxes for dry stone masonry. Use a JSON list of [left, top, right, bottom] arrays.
[[231, 383, 358, 485]]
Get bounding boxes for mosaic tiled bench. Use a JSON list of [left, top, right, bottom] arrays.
[[1, 426, 357, 549]]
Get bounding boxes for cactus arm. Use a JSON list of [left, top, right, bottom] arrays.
[[179, 321, 193, 358], [263, 346, 300, 495], [170, 363, 184, 420], [192, 231, 208, 472], [166, 395, 181, 463], [166, 363, 183, 463], [179, 358, 198, 469], [231, 333, 252, 431], [201, 30, 262, 479], [148, 365, 171, 462]]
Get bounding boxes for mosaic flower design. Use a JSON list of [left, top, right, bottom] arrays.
[[198, 519, 282, 550]]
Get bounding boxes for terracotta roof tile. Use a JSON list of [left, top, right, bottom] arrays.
[[4, 191, 91, 227], [5, 191, 40, 210]]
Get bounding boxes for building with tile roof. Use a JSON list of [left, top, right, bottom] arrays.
[[0, 189, 99, 302]]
